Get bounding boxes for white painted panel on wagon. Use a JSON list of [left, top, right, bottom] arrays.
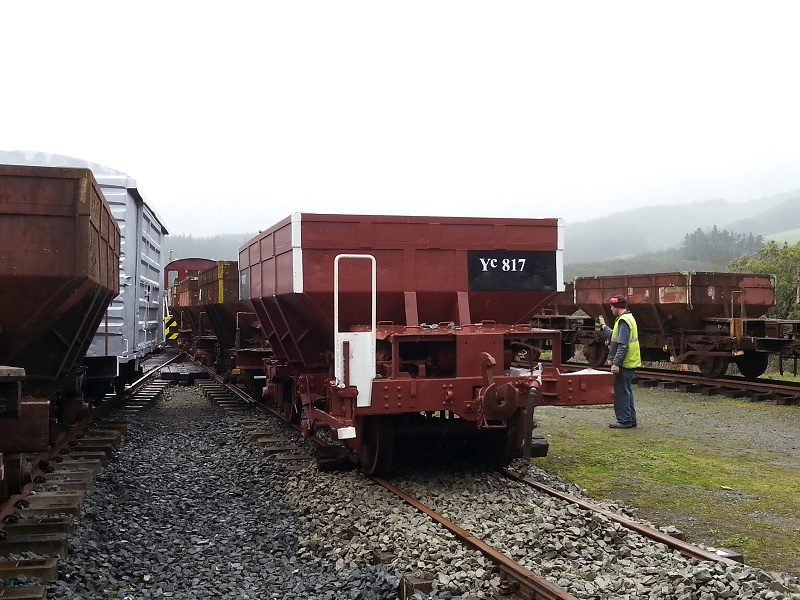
[[333, 254, 376, 409]]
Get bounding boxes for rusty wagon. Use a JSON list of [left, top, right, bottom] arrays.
[[163, 258, 217, 346], [535, 272, 800, 379], [0, 164, 120, 499], [239, 213, 612, 474], [167, 260, 268, 379]]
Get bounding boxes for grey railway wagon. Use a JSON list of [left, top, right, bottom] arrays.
[[0, 151, 169, 386]]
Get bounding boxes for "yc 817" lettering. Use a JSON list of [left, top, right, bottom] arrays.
[[478, 257, 527, 272]]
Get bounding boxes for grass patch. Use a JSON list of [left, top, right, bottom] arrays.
[[534, 427, 800, 573], [761, 371, 800, 383]]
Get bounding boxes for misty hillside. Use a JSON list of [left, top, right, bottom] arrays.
[[726, 193, 800, 236], [564, 190, 800, 264], [159, 188, 800, 272], [162, 233, 256, 266], [767, 228, 800, 245], [564, 227, 763, 280]]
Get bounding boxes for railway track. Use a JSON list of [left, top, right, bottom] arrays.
[[9, 351, 793, 598], [0, 351, 184, 599], [499, 470, 740, 566], [559, 362, 800, 405], [375, 476, 573, 600], [195, 372, 580, 597], [195, 367, 784, 600], [634, 369, 800, 404], [199, 376, 580, 598], [10, 360, 793, 598]]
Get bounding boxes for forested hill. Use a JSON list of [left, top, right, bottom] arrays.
[[161, 188, 800, 270], [725, 195, 800, 236], [565, 227, 764, 280], [162, 233, 256, 265], [564, 190, 800, 264]]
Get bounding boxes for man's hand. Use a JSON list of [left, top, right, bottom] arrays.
[[598, 315, 606, 328], [610, 364, 620, 374]]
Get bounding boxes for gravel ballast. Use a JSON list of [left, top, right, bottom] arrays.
[[390, 462, 800, 599], [48, 387, 402, 599], [27, 382, 800, 599]]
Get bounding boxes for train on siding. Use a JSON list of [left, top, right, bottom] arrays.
[[0, 164, 121, 501], [163, 258, 218, 346], [0, 151, 169, 396], [164, 258, 218, 297], [532, 273, 800, 379], [173, 213, 614, 474], [164, 258, 266, 383]]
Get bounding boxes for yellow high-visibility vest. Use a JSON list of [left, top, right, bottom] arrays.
[[611, 312, 641, 369]]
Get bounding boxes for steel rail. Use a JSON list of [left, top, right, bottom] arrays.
[[372, 477, 577, 600], [189, 358, 576, 598], [195, 365, 272, 410], [501, 469, 740, 566], [190, 356, 735, 592], [635, 370, 800, 395], [127, 351, 185, 394], [557, 362, 800, 400]]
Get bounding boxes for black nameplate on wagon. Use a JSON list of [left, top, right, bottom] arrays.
[[467, 250, 557, 292]]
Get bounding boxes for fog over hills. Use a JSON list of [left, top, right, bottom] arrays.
[[725, 192, 800, 237], [564, 190, 800, 265], [160, 189, 800, 271], [163, 232, 255, 265]]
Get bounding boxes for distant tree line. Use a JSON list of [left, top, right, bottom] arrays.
[[162, 233, 256, 266], [680, 226, 763, 266], [566, 226, 764, 279]]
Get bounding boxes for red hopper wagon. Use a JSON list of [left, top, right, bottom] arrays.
[[0, 164, 120, 499], [239, 214, 612, 473]]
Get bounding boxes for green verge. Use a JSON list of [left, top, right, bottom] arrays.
[[533, 426, 800, 574]]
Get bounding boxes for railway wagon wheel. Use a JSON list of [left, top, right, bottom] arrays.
[[585, 342, 609, 368], [280, 380, 302, 423], [360, 416, 395, 476], [696, 355, 730, 379], [735, 351, 769, 380], [282, 384, 294, 422], [487, 410, 522, 469]]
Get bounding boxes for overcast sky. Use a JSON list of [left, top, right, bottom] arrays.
[[2, 2, 799, 236]]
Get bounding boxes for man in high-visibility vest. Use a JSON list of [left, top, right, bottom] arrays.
[[598, 294, 641, 429]]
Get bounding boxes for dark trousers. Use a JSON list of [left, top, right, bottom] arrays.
[[613, 368, 637, 426]]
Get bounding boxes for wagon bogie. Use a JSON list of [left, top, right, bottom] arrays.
[[263, 377, 303, 423], [358, 416, 395, 475], [695, 355, 731, 378]]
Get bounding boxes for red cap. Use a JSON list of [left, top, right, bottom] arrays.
[[609, 295, 627, 308]]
